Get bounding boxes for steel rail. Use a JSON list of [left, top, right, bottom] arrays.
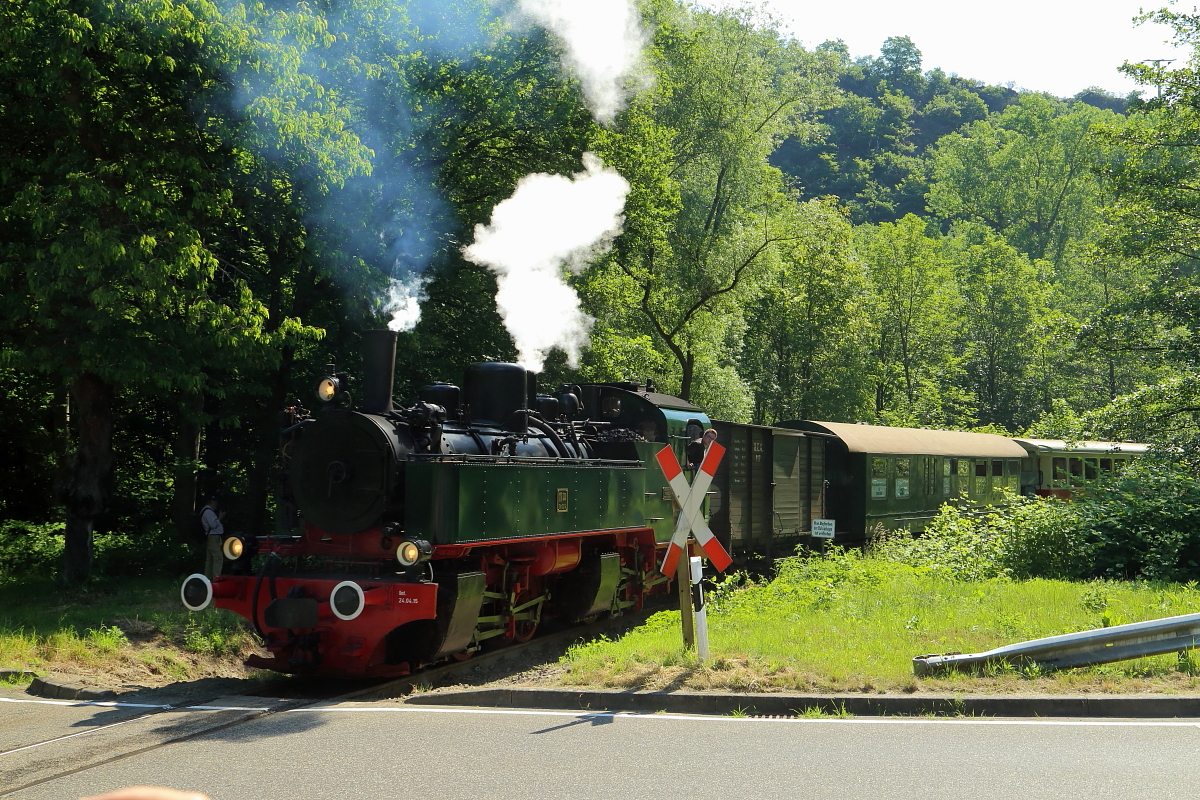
[[913, 610, 1200, 676]]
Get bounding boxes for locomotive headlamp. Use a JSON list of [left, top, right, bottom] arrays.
[[222, 536, 244, 561], [396, 538, 432, 567], [316, 376, 340, 403]]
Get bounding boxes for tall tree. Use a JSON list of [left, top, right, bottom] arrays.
[[927, 94, 1115, 269], [741, 198, 871, 424], [0, 0, 356, 581], [586, 2, 838, 406], [1068, 7, 1200, 456], [857, 214, 968, 426], [944, 224, 1049, 430]]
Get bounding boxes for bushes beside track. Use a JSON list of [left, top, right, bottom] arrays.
[[0, 522, 197, 583], [872, 456, 1200, 582]]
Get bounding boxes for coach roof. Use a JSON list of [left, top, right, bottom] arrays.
[[1011, 438, 1150, 456], [797, 421, 1028, 457]]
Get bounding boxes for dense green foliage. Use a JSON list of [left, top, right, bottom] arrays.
[[2, 0, 1199, 581], [875, 458, 1200, 583]]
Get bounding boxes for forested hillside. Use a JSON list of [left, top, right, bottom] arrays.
[[2, 0, 1198, 581]]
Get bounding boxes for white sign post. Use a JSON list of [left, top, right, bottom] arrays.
[[690, 556, 709, 660]]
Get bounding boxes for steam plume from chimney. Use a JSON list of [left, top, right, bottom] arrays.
[[462, 153, 629, 371], [515, 0, 650, 125]]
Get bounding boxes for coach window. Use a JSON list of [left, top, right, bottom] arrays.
[[943, 458, 952, 496], [1008, 460, 1021, 491], [974, 459, 987, 496], [1100, 458, 1113, 472], [1113, 458, 1127, 473], [1069, 457, 1083, 487], [871, 457, 888, 500], [895, 458, 910, 498], [1053, 457, 1068, 488], [1084, 458, 1098, 481]]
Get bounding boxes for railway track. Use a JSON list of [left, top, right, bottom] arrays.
[[0, 607, 657, 796]]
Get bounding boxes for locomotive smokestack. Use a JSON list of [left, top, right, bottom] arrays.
[[360, 330, 398, 414]]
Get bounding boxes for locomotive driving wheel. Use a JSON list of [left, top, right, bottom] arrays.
[[510, 586, 544, 643]]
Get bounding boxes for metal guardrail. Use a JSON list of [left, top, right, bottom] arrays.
[[913, 611, 1200, 676]]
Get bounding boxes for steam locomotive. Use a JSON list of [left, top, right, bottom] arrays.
[[181, 330, 719, 677], [180, 330, 1146, 678]]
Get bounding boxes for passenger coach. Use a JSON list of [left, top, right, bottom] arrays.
[[1011, 438, 1149, 499], [781, 421, 1029, 542]]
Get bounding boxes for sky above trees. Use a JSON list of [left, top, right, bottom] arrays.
[[748, 0, 1187, 97]]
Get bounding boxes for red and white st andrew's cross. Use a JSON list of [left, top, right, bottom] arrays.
[[655, 443, 733, 577]]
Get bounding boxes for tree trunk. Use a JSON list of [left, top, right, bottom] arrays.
[[55, 372, 114, 586], [245, 346, 295, 536], [170, 390, 205, 541], [678, 352, 695, 401]]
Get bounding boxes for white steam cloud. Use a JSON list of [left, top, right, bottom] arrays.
[[382, 273, 429, 332], [463, 153, 629, 371], [515, 0, 650, 125]]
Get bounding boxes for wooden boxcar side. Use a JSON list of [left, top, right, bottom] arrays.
[[708, 421, 826, 560]]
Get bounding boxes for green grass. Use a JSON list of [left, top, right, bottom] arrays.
[[0, 576, 259, 680], [559, 552, 1200, 694]]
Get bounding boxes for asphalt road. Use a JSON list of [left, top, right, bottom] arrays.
[[6, 697, 1200, 800], [0, 683, 285, 796]]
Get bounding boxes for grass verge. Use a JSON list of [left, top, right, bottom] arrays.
[[559, 550, 1200, 694], [0, 576, 262, 688]]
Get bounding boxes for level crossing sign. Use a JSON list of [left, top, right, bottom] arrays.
[[655, 443, 733, 577]]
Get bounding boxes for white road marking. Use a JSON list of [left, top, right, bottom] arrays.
[[0, 697, 169, 709], [0, 697, 269, 712], [287, 704, 1200, 727]]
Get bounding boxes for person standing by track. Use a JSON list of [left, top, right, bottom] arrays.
[[200, 495, 226, 579]]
